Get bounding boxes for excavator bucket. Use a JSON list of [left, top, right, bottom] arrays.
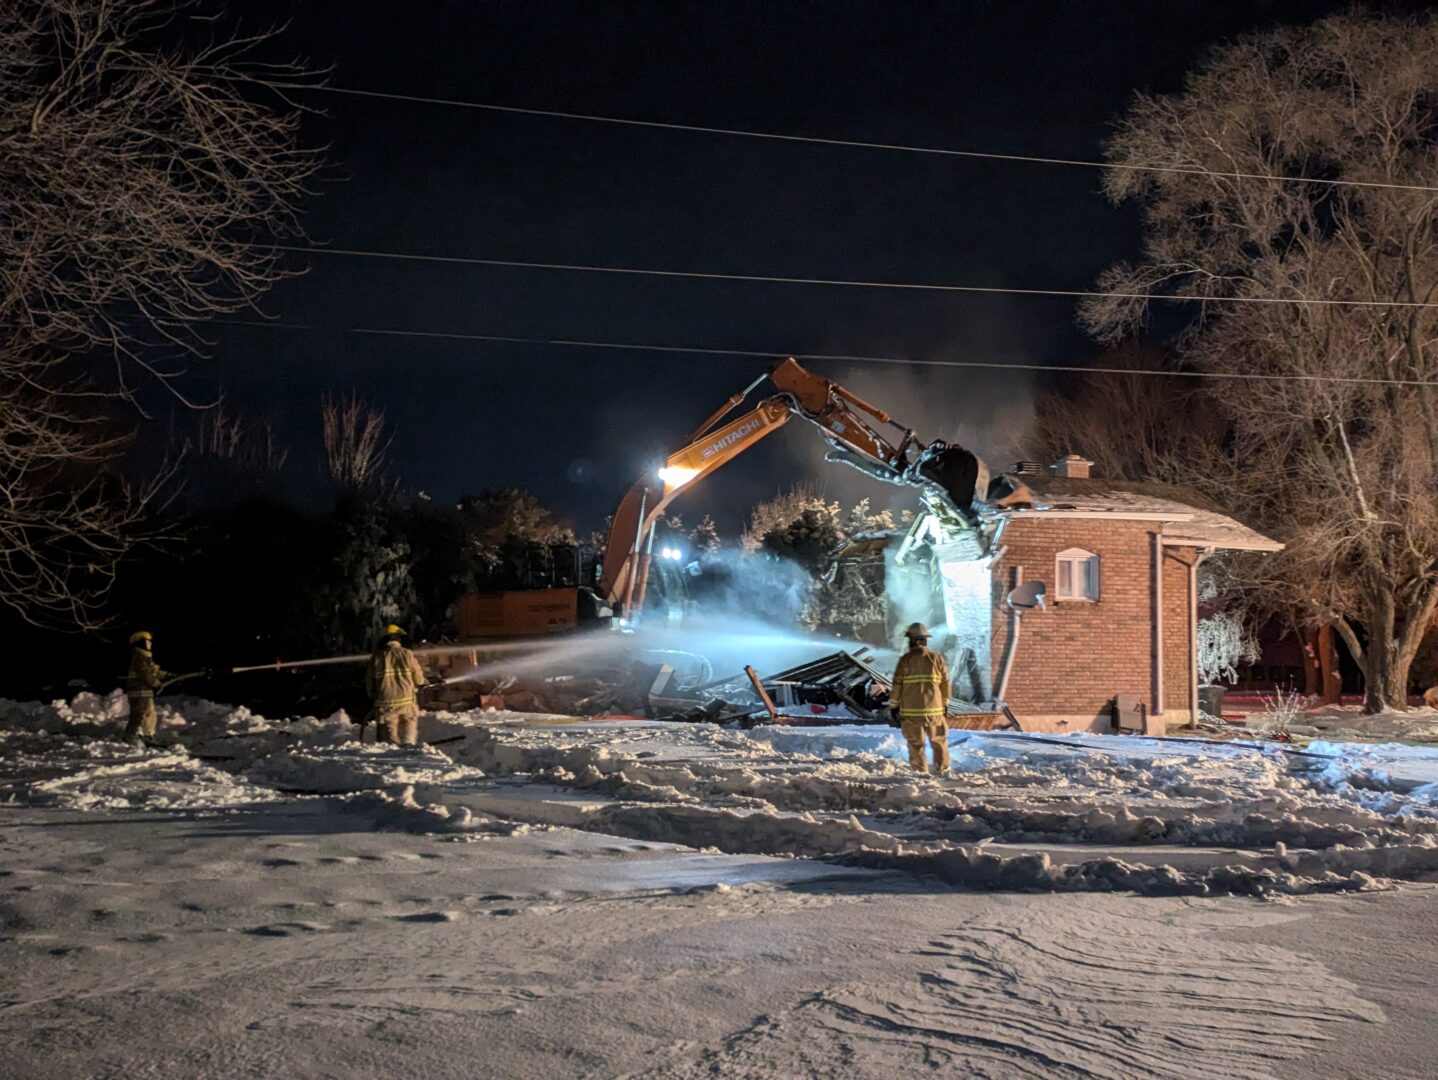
[[916, 445, 986, 514]]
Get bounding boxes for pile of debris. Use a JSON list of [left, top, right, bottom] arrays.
[[649, 648, 895, 727], [422, 645, 1017, 731], [658, 647, 1019, 730]]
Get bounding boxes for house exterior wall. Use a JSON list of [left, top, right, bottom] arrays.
[[989, 518, 1193, 733]]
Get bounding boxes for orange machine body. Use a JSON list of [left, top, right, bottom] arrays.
[[598, 357, 985, 620]]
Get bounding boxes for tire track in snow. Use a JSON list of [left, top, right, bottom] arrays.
[[642, 910, 1384, 1079]]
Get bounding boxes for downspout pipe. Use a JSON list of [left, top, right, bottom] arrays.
[[1189, 547, 1215, 726], [1153, 531, 1164, 716], [993, 566, 1022, 704]]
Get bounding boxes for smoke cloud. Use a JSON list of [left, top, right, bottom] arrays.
[[445, 545, 865, 693], [651, 546, 868, 676], [777, 300, 1042, 513]]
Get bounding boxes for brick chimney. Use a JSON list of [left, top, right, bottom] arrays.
[[1051, 454, 1094, 479]]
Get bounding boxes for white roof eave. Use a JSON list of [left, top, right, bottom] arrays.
[[995, 505, 1282, 553], [1001, 508, 1194, 522], [1161, 534, 1285, 553]]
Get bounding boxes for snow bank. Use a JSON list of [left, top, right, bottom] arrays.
[[0, 688, 130, 734], [337, 783, 522, 836], [7, 692, 1438, 896], [839, 844, 1381, 898], [0, 692, 356, 812], [21, 746, 283, 811], [247, 742, 482, 795], [1302, 740, 1438, 812]]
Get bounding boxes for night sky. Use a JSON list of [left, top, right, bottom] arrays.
[[199, 0, 1366, 533]]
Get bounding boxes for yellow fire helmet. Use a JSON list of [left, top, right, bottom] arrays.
[[129, 630, 153, 646], [383, 624, 405, 637]]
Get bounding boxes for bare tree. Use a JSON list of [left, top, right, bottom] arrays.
[[0, 0, 319, 625], [322, 392, 390, 493], [459, 489, 577, 550], [189, 400, 289, 474], [0, 387, 170, 627], [1032, 343, 1226, 484], [1082, 12, 1438, 712], [1032, 358, 1348, 698]]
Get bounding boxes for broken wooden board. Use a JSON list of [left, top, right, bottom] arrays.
[[946, 713, 1015, 731]]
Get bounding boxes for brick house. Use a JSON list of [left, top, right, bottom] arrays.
[[908, 455, 1282, 734]]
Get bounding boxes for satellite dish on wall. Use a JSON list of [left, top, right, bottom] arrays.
[[1006, 581, 1047, 611]]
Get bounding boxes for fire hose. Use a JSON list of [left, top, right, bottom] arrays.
[[227, 642, 493, 675]]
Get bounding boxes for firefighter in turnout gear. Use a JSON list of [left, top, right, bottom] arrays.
[[892, 622, 952, 775], [123, 631, 171, 743], [365, 624, 426, 746]]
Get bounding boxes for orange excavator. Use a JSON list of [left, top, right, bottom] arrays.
[[599, 357, 992, 622]]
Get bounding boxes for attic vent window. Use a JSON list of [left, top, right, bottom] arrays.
[[1055, 548, 1100, 601]]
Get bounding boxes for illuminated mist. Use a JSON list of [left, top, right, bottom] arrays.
[[442, 546, 871, 690]]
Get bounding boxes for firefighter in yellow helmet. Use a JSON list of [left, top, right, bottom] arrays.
[[891, 622, 952, 775], [365, 624, 427, 746], [123, 630, 172, 743]]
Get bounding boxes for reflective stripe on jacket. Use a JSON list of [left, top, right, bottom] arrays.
[[126, 648, 168, 699], [892, 646, 951, 720], [366, 641, 426, 711]]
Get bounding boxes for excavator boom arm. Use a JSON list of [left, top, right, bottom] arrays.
[[768, 357, 911, 478], [597, 358, 991, 618], [598, 398, 792, 612]]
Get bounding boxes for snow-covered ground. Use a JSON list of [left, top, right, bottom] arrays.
[[1219, 693, 1438, 743], [3, 691, 1437, 1077]]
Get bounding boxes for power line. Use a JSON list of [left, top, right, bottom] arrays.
[[287, 82, 1438, 196], [276, 243, 1438, 311], [219, 318, 1438, 387]]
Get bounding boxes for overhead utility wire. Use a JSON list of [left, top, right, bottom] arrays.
[[276, 244, 1438, 310], [219, 319, 1438, 387], [291, 83, 1438, 195]]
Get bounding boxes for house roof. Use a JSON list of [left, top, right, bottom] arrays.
[[834, 533, 896, 560], [992, 475, 1284, 552]]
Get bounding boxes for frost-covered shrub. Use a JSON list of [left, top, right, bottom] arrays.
[[1198, 609, 1259, 686], [737, 487, 895, 635], [1256, 687, 1304, 740]]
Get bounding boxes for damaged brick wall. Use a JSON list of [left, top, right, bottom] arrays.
[[931, 534, 993, 702]]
